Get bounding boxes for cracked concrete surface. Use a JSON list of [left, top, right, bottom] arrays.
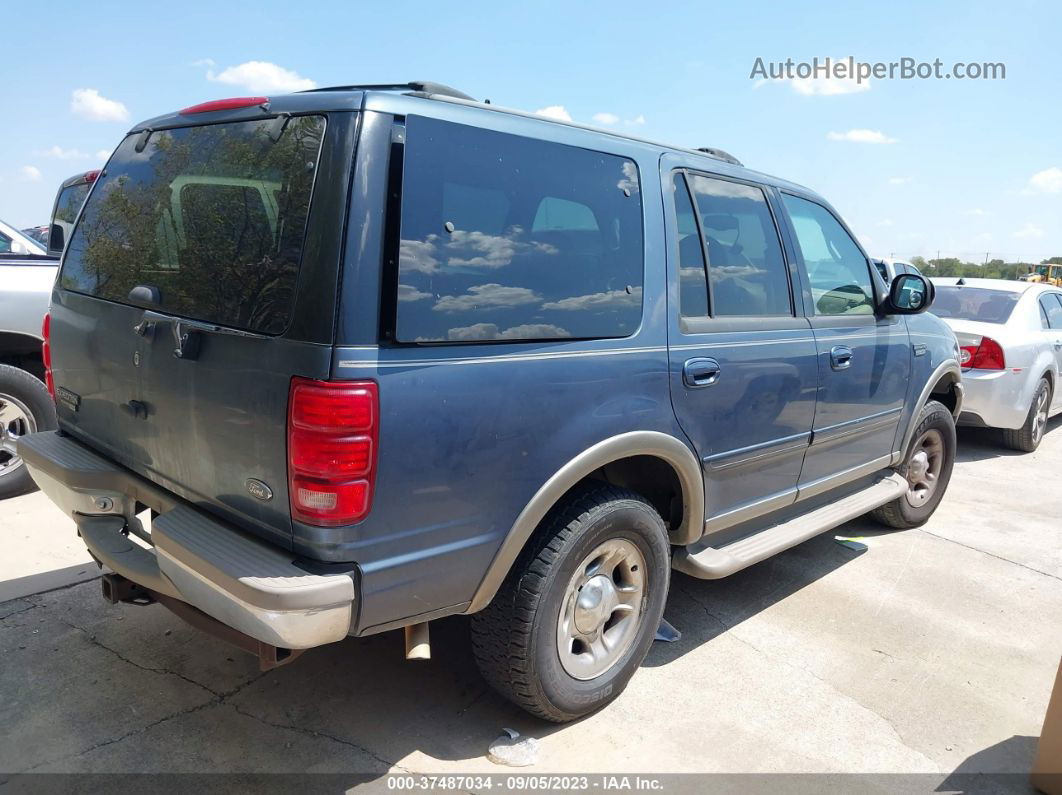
[[0, 425, 1059, 781]]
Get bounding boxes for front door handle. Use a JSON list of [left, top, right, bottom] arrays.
[[683, 357, 721, 388], [830, 345, 853, 370]]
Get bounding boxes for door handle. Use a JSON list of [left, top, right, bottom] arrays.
[[1054, 340, 1062, 350], [830, 345, 853, 370], [683, 357, 721, 388]]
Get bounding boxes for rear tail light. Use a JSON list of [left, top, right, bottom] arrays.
[[83, 169, 100, 184], [180, 96, 269, 114], [41, 312, 55, 400], [287, 378, 379, 526], [960, 336, 1006, 370]]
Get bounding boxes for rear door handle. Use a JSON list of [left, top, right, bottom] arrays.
[[830, 345, 853, 370], [683, 357, 721, 388]]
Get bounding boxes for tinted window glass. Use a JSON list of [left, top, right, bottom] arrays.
[[59, 116, 326, 334], [783, 194, 874, 316], [1041, 294, 1062, 329], [932, 287, 1021, 324], [395, 116, 644, 343], [687, 174, 790, 316], [49, 181, 92, 253], [0, 231, 10, 253], [673, 173, 708, 318]]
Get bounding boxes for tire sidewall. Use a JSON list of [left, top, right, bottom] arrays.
[[0, 365, 56, 498], [898, 401, 956, 523], [528, 500, 669, 719], [1027, 379, 1051, 448]]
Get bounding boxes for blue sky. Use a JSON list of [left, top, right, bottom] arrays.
[[4, 0, 1060, 263]]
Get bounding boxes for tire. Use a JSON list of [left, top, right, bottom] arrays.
[[0, 364, 56, 499], [871, 399, 956, 529], [471, 485, 671, 722], [1002, 378, 1051, 453]]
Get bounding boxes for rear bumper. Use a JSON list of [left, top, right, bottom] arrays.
[[18, 431, 356, 649], [956, 369, 1030, 430]]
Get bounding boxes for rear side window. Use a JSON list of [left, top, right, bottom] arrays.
[[685, 173, 791, 317], [49, 182, 91, 254], [1040, 294, 1062, 328], [59, 116, 326, 334], [395, 116, 644, 343], [782, 194, 874, 316]]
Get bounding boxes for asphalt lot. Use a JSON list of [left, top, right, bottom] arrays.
[[1, 423, 1060, 787]]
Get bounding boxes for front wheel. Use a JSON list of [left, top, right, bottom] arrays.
[[471, 485, 670, 722], [0, 364, 57, 499], [872, 400, 956, 529]]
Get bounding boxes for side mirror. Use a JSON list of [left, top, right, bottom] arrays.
[[887, 273, 933, 314]]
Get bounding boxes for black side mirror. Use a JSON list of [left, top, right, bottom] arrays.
[[887, 273, 933, 314]]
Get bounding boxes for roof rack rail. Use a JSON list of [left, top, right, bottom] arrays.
[[301, 81, 476, 101], [695, 147, 743, 167]]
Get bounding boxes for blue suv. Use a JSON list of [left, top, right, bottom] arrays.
[[20, 81, 962, 721]]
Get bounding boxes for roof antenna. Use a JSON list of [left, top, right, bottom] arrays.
[[956, 277, 966, 285]]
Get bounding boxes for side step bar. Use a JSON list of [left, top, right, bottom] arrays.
[[673, 472, 908, 580]]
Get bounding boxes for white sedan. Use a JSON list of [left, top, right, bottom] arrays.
[[932, 277, 1062, 451]]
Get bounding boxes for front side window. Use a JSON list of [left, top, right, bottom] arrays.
[[782, 194, 874, 316], [395, 116, 644, 343], [686, 174, 791, 317], [59, 116, 326, 334]]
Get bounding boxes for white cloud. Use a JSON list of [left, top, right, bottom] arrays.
[[442, 322, 571, 341], [625, 114, 646, 126], [534, 105, 572, 122], [71, 88, 130, 122], [191, 58, 215, 68], [1028, 167, 1062, 194], [888, 176, 912, 185], [19, 166, 42, 182], [1014, 223, 1045, 239], [432, 283, 541, 313], [592, 112, 619, 125], [827, 128, 898, 144], [965, 208, 986, 216], [397, 284, 432, 302], [876, 219, 894, 227], [207, 60, 316, 93], [790, 76, 870, 96], [37, 145, 89, 160], [96, 149, 112, 161], [542, 287, 642, 311]]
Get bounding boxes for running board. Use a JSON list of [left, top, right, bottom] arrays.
[[673, 472, 908, 580]]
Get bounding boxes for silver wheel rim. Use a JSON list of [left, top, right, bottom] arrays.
[[905, 428, 945, 508], [1032, 386, 1049, 444], [0, 392, 35, 479], [556, 538, 646, 680]]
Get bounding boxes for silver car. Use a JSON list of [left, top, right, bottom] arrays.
[[932, 277, 1062, 451]]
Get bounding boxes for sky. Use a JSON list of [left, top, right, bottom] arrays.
[[3, 0, 1060, 263]]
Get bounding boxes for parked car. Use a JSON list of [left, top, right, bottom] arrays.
[[0, 250, 58, 497], [20, 82, 962, 721], [873, 258, 924, 282], [47, 169, 100, 256], [21, 225, 49, 248], [0, 218, 46, 255], [932, 277, 1062, 451]]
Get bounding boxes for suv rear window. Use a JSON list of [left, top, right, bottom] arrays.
[[932, 286, 1021, 324], [394, 116, 644, 343], [59, 116, 326, 335]]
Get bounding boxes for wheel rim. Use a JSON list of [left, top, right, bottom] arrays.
[[0, 392, 36, 479], [557, 538, 646, 680], [905, 428, 945, 508], [1032, 386, 1050, 444]]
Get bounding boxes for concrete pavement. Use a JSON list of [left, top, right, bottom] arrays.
[[1, 422, 1060, 783]]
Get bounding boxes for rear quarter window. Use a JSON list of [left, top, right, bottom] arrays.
[[394, 116, 644, 343], [59, 115, 326, 334]]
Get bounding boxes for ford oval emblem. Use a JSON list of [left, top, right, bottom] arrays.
[[245, 479, 273, 501]]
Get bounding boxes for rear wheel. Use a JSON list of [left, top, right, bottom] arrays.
[[872, 400, 955, 529], [0, 364, 56, 499], [471, 485, 670, 722], [1002, 378, 1051, 453]]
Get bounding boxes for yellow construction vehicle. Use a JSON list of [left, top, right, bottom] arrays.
[[1021, 264, 1062, 286]]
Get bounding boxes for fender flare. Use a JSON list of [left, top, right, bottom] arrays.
[[896, 359, 963, 461], [465, 431, 703, 613]]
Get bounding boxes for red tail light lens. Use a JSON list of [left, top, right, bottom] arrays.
[[287, 378, 378, 526], [41, 312, 55, 401], [180, 97, 269, 114], [960, 336, 1006, 370]]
